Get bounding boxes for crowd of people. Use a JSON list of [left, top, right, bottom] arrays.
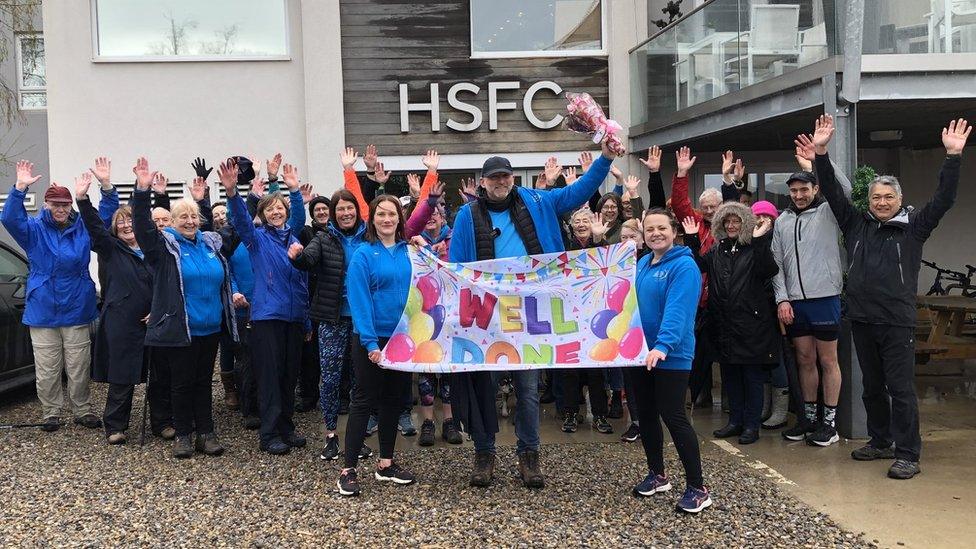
[[1, 114, 968, 512]]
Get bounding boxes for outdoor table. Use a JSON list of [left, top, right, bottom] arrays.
[[915, 295, 976, 361]]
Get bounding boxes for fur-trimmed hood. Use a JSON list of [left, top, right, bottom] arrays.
[[711, 201, 755, 245]]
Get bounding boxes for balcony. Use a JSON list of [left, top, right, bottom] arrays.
[[630, 0, 976, 129]]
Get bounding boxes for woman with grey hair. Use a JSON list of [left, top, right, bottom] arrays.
[[701, 201, 780, 445]]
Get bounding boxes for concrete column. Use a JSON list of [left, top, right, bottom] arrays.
[[608, 0, 648, 183]]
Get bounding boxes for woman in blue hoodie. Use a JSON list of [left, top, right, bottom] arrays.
[[338, 195, 415, 497], [220, 158, 309, 456], [132, 158, 238, 460], [632, 207, 711, 514]]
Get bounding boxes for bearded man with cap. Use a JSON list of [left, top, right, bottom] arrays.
[[449, 138, 618, 488], [1, 160, 120, 432]]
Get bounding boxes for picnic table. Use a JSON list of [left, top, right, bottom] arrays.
[[915, 295, 976, 361]]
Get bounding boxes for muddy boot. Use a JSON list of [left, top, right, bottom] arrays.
[[220, 372, 239, 411]]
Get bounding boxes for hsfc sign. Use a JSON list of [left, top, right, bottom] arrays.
[[399, 81, 564, 133]]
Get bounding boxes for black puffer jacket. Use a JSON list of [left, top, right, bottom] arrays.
[[290, 226, 345, 323], [703, 201, 780, 365]]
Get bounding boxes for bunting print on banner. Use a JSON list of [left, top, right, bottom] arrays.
[[380, 243, 647, 373]]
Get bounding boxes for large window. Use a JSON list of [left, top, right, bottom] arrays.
[[92, 0, 289, 61], [16, 34, 46, 109], [470, 0, 605, 58]]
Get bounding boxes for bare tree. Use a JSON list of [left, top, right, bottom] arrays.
[[0, 0, 40, 171], [199, 24, 239, 55], [147, 9, 198, 55]]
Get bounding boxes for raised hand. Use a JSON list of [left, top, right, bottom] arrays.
[[191, 157, 213, 180], [150, 170, 168, 194], [74, 172, 93, 200], [544, 156, 562, 184], [132, 157, 156, 191], [189, 176, 208, 202], [281, 164, 300, 191], [363, 144, 378, 171], [942, 118, 971, 155], [812, 114, 835, 154], [579, 151, 593, 173], [287, 242, 304, 259], [422, 149, 440, 172], [536, 172, 549, 189], [300, 183, 316, 204], [609, 163, 623, 181], [589, 212, 610, 241], [406, 173, 421, 199], [373, 161, 391, 185], [681, 216, 699, 236], [675, 146, 696, 177], [733, 158, 746, 184], [624, 175, 640, 194], [563, 166, 578, 185], [600, 134, 622, 158], [250, 177, 265, 198], [721, 150, 735, 179], [753, 216, 772, 238], [266, 153, 282, 179], [459, 176, 477, 201], [90, 157, 112, 187], [794, 133, 816, 168], [14, 160, 42, 191], [218, 157, 238, 196], [339, 147, 358, 171], [640, 146, 662, 173], [646, 348, 666, 370], [429, 180, 445, 200]]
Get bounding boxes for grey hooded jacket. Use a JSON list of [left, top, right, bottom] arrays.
[[771, 164, 851, 304]]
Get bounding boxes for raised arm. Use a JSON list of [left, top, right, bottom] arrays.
[[801, 116, 859, 233], [417, 149, 439, 203], [0, 160, 42, 251], [220, 158, 257, 248], [75, 173, 114, 257], [405, 182, 444, 238], [89, 157, 118, 228], [750, 221, 779, 280], [281, 163, 306, 239], [548, 142, 616, 215], [912, 118, 969, 241], [340, 147, 370, 221], [670, 146, 700, 222], [131, 158, 164, 263], [640, 146, 667, 209]]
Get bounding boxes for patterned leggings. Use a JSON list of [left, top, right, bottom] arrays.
[[318, 319, 352, 431], [418, 373, 450, 406]]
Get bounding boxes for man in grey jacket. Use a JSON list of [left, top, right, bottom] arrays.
[[772, 164, 850, 447]]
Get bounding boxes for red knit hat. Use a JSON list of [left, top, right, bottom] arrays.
[[44, 185, 73, 205]]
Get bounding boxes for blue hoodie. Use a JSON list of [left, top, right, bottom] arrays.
[[328, 220, 367, 317], [164, 228, 225, 336], [635, 246, 702, 371], [227, 191, 308, 323], [449, 155, 613, 262], [346, 240, 411, 353]]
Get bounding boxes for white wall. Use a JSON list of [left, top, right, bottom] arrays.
[[41, 0, 346, 200], [609, 0, 648, 177]]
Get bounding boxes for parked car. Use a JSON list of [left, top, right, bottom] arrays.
[[0, 241, 34, 394]]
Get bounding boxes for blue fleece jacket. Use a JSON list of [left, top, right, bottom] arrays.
[[0, 186, 117, 327], [165, 228, 224, 336], [449, 154, 613, 262], [329, 220, 367, 317], [227, 191, 308, 323], [635, 246, 701, 371], [346, 240, 412, 353], [228, 244, 255, 303]]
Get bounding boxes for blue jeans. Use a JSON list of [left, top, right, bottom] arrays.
[[471, 370, 540, 454]]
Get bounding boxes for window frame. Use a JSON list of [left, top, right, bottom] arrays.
[[89, 0, 292, 63], [468, 0, 608, 59], [15, 33, 46, 111]]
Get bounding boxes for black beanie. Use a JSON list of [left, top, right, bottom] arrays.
[[308, 195, 331, 220]]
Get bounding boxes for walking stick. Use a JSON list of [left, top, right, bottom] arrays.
[[139, 347, 151, 446], [0, 421, 66, 429]]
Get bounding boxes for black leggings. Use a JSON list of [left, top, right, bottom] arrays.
[[632, 368, 704, 489], [343, 335, 412, 468]]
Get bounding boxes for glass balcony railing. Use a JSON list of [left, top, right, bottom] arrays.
[[631, 0, 837, 125], [864, 0, 976, 54]]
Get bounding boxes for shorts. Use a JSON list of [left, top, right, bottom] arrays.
[[786, 295, 841, 341]]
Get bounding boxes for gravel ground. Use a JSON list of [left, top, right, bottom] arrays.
[[0, 382, 873, 548]]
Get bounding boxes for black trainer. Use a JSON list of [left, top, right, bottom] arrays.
[[561, 412, 578, 433], [375, 462, 416, 485], [418, 419, 436, 447], [608, 391, 624, 419], [887, 459, 921, 480], [337, 468, 361, 496], [738, 428, 759, 445], [320, 434, 340, 461], [442, 418, 463, 444], [260, 438, 291, 455], [74, 414, 102, 429], [782, 420, 816, 441], [712, 423, 743, 438], [851, 443, 896, 461], [359, 443, 373, 460], [621, 423, 640, 442], [593, 416, 614, 434], [283, 432, 307, 448], [806, 423, 840, 447]]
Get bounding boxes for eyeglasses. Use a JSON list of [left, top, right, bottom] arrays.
[[115, 218, 133, 227]]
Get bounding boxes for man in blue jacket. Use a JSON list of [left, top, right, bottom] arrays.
[[449, 139, 618, 488], [1, 160, 118, 432]]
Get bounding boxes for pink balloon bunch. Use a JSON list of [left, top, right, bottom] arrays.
[[564, 92, 626, 156]]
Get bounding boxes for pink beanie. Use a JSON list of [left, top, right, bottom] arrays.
[[751, 200, 779, 220]]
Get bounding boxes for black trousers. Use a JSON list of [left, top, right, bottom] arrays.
[[632, 368, 704, 489], [561, 368, 609, 417], [158, 333, 220, 437], [343, 335, 412, 468], [103, 383, 135, 434], [297, 321, 320, 403], [234, 316, 259, 418], [250, 320, 303, 444], [851, 322, 921, 461], [146, 347, 173, 435], [721, 363, 766, 430]]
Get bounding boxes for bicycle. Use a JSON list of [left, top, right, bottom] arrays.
[[922, 260, 976, 297]]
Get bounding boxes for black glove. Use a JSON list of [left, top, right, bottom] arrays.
[[191, 157, 213, 180]]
